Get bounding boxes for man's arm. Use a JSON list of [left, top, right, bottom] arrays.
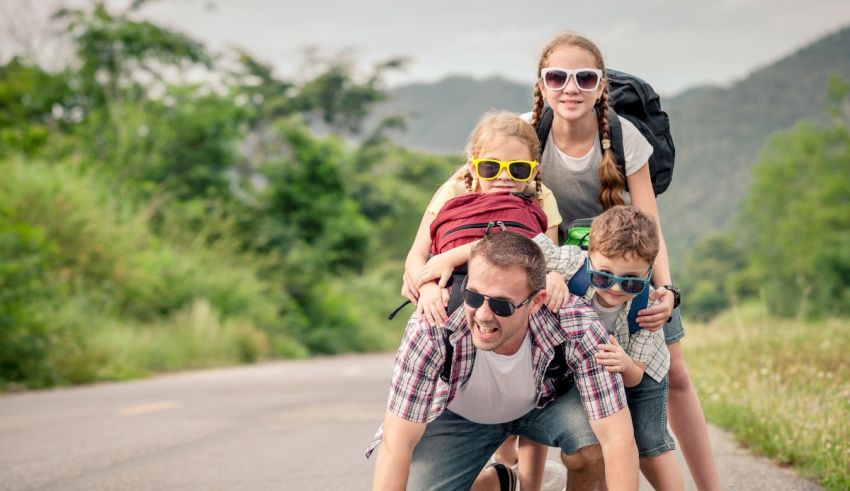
[[589, 407, 639, 490], [373, 411, 427, 491]]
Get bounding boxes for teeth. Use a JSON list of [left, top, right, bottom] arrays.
[[478, 325, 497, 334]]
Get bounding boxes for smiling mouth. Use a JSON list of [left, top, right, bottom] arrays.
[[474, 322, 500, 339]]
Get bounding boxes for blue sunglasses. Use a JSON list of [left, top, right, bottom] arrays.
[[586, 259, 653, 295]]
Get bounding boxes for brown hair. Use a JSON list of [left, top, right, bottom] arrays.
[[469, 231, 546, 294], [588, 205, 659, 264], [460, 111, 543, 197], [531, 32, 625, 210]]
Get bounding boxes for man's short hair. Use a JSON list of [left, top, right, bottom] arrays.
[[588, 205, 660, 264], [469, 231, 546, 294]]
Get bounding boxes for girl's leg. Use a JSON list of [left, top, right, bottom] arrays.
[[640, 452, 684, 491], [667, 341, 721, 490], [516, 437, 548, 491]]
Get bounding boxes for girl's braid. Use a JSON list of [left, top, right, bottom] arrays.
[[596, 87, 625, 209]]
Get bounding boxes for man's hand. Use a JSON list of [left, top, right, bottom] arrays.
[[636, 287, 674, 331]]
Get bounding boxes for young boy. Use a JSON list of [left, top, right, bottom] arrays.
[[533, 205, 684, 490]]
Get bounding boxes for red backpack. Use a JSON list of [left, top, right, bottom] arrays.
[[429, 191, 548, 254]]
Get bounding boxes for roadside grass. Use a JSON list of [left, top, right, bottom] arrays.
[[684, 302, 850, 490]]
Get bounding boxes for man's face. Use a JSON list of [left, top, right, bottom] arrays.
[[463, 256, 545, 355]]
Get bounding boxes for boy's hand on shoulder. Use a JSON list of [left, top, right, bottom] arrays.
[[594, 335, 630, 372], [545, 271, 569, 311], [636, 288, 674, 331]]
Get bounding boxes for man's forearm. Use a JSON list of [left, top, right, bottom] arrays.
[[373, 441, 412, 491], [591, 409, 639, 490]]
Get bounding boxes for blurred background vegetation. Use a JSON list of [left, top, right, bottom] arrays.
[[1, 1, 848, 487]]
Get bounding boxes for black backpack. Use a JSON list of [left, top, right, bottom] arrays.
[[535, 69, 675, 196]]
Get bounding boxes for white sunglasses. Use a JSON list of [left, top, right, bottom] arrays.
[[540, 68, 603, 92]]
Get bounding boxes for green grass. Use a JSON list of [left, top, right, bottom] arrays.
[[684, 302, 850, 490]]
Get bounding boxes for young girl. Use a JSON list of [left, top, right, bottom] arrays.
[[528, 32, 720, 489], [401, 111, 566, 329]]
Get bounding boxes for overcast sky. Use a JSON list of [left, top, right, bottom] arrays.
[[8, 0, 850, 96]]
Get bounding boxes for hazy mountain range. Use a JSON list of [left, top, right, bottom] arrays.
[[372, 25, 850, 263]]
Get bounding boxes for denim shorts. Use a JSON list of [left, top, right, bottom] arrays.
[[663, 307, 686, 345], [407, 388, 597, 490], [626, 374, 676, 458]]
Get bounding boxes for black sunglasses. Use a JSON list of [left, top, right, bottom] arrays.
[[461, 277, 537, 317]]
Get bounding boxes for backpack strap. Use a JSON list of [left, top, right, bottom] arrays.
[[535, 106, 554, 153], [626, 287, 650, 335], [441, 330, 454, 383], [545, 340, 574, 396], [566, 258, 591, 297]]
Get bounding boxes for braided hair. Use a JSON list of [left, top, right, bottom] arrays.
[[532, 32, 625, 209]]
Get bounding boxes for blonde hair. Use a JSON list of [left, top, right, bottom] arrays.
[[588, 206, 659, 265], [531, 32, 625, 210], [460, 111, 543, 196]]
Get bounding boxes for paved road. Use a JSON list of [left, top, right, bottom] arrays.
[[0, 354, 822, 490]]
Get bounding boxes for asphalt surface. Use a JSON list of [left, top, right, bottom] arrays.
[[0, 353, 823, 490]]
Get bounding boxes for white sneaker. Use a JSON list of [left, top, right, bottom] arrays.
[[540, 459, 567, 491]]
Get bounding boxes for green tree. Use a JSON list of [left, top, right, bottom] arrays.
[[738, 83, 850, 317]]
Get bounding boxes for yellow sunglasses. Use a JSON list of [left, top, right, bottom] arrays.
[[472, 159, 538, 182]]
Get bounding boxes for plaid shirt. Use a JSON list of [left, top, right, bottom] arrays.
[[533, 234, 670, 383], [365, 298, 627, 458]]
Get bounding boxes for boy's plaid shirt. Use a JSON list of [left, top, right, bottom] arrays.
[[533, 235, 670, 382], [365, 298, 627, 459]]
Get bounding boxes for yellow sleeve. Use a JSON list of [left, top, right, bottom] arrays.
[[537, 184, 562, 229]]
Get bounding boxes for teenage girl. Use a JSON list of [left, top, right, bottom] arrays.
[[527, 32, 721, 490]]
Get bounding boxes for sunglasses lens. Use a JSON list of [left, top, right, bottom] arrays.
[[544, 69, 568, 89], [488, 298, 515, 317], [620, 279, 646, 294], [508, 161, 533, 180], [463, 289, 485, 309], [575, 70, 599, 90], [589, 271, 613, 290], [476, 160, 501, 179]]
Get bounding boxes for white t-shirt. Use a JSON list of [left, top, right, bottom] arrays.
[[591, 296, 626, 336], [447, 332, 537, 424]]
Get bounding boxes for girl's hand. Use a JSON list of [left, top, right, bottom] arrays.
[[594, 336, 631, 372], [636, 287, 674, 331], [401, 271, 420, 304], [415, 282, 449, 327], [416, 253, 455, 288], [545, 271, 569, 311]]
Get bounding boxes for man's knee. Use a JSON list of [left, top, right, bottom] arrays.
[[560, 444, 603, 470]]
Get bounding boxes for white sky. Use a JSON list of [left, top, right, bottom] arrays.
[[6, 0, 850, 96]]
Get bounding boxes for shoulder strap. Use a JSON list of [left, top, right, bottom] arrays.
[[535, 106, 554, 154], [440, 332, 454, 383], [626, 287, 650, 334], [566, 259, 591, 297]]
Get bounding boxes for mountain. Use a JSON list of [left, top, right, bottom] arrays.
[[374, 25, 850, 262]]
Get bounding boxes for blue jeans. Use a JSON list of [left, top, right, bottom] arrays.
[[626, 375, 675, 458], [663, 307, 686, 345], [407, 388, 597, 490]]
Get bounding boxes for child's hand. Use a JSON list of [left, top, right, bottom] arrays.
[[545, 271, 569, 311], [594, 335, 631, 372], [415, 282, 449, 327], [416, 253, 455, 289], [636, 287, 674, 331], [401, 271, 420, 304]]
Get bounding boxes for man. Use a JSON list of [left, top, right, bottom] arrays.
[[367, 231, 638, 490]]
